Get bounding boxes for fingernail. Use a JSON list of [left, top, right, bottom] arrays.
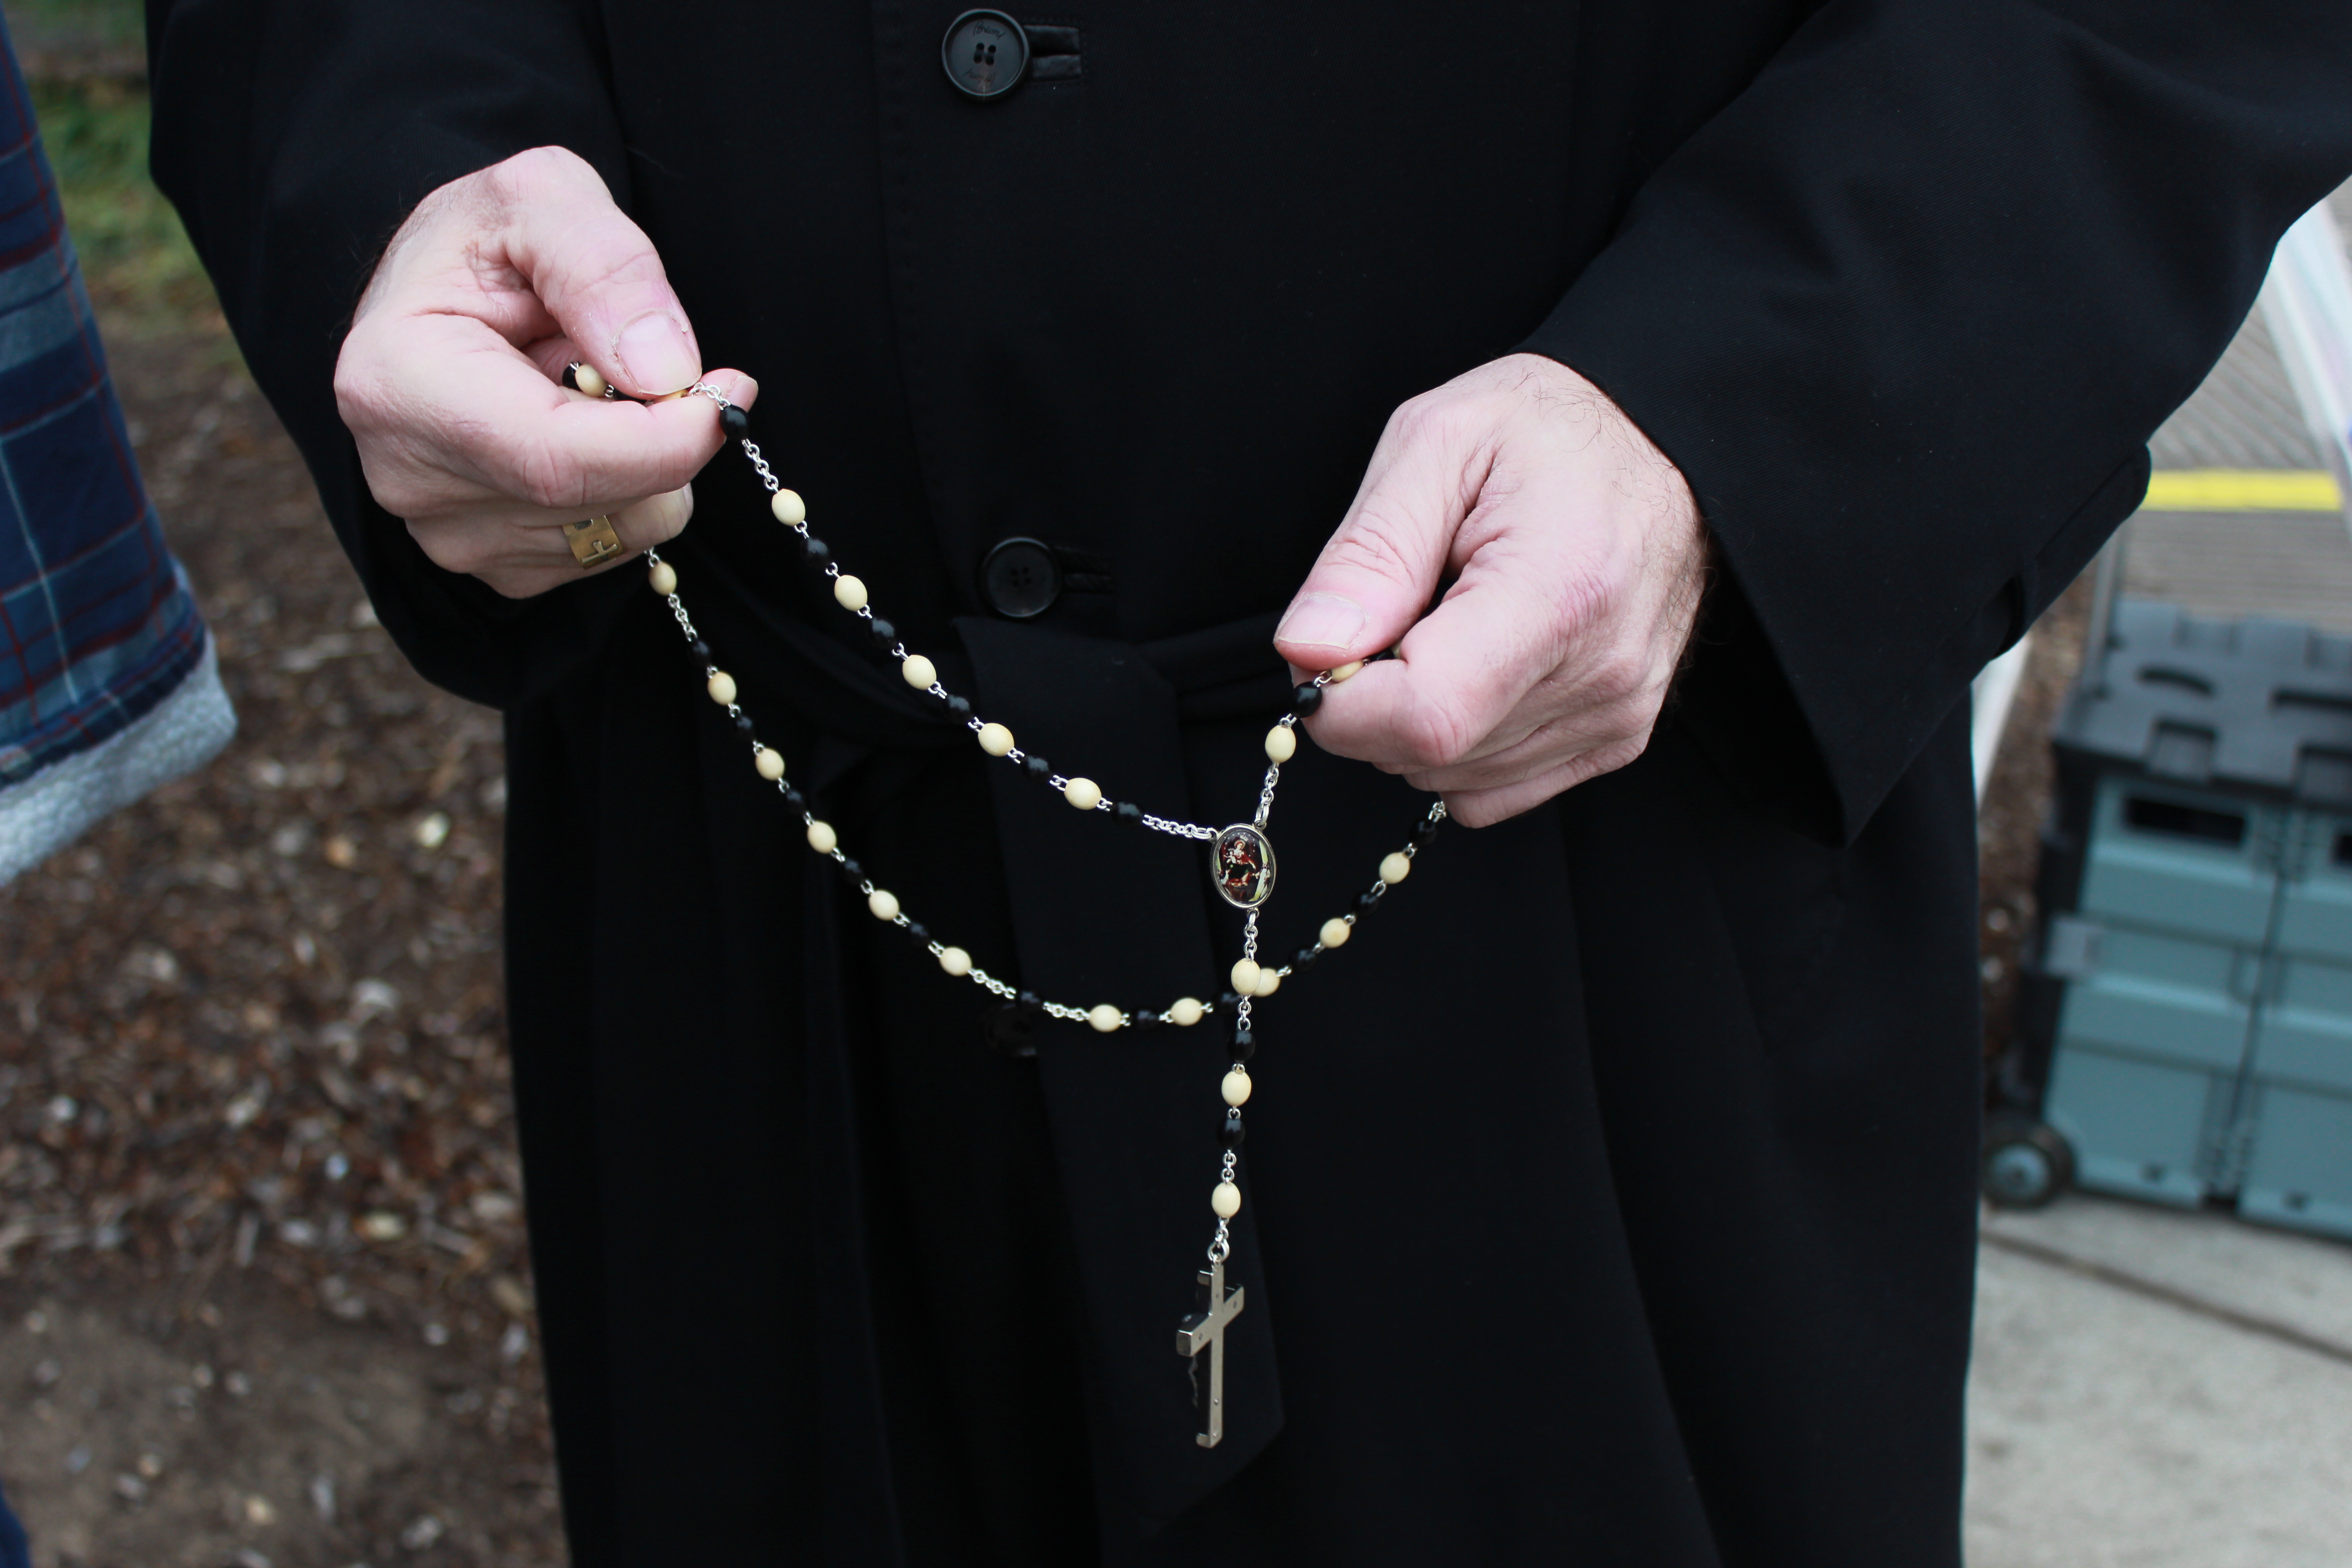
[[614, 312, 700, 396], [1275, 592, 1366, 652], [730, 372, 760, 409]]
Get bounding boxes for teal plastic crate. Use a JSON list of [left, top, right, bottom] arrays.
[[2008, 601, 2352, 1241]]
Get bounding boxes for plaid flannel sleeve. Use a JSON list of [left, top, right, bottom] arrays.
[[0, 18, 232, 885]]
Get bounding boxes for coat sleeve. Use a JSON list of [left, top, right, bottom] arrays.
[[1523, 0, 2352, 843], [145, 0, 637, 711]]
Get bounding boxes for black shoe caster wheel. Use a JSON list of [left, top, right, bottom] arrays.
[[1981, 1113, 2074, 1210]]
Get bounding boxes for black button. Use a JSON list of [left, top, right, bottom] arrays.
[[981, 537, 1062, 618], [941, 10, 1029, 99]]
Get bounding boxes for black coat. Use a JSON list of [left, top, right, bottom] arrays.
[[149, 1, 2352, 1561]]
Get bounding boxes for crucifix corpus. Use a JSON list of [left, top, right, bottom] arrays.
[[1176, 1258, 1246, 1448]]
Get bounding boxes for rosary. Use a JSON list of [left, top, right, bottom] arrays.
[[572, 370, 1445, 1449]]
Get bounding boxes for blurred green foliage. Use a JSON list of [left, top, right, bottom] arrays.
[[30, 77, 220, 336], [10, 0, 223, 338]]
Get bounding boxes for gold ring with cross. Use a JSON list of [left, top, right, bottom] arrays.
[[564, 514, 624, 568]]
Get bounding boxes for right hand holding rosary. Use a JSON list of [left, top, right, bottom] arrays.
[[334, 146, 755, 598]]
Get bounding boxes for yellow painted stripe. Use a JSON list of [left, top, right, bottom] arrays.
[[2142, 468, 2344, 512]]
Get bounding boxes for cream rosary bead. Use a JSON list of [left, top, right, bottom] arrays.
[[867, 888, 901, 921], [901, 654, 937, 690], [1168, 996, 1205, 1027], [770, 489, 807, 525], [1088, 1004, 1123, 1033], [1319, 917, 1351, 950], [573, 363, 608, 398], [1210, 1180, 1243, 1220], [647, 559, 677, 596], [1381, 852, 1412, 885], [754, 747, 787, 781], [706, 671, 738, 706], [806, 820, 838, 854], [1253, 968, 1281, 998], [977, 722, 1015, 757], [1221, 1069, 1252, 1107], [1326, 660, 1364, 683], [833, 574, 869, 612], [1230, 958, 1262, 995], [1064, 777, 1102, 811], [1264, 724, 1297, 764], [937, 946, 973, 977]]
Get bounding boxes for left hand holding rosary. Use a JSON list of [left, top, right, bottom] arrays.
[[1274, 353, 1709, 827]]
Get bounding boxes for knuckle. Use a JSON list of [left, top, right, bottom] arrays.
[[1387, 390, 1457, 451], [483, 570, 545, 602], [626, 485, 693, 545], [656, 485, 695, 539], [489, 145, 598, 209], [509, 437, 588, 513], [406, 518, 485, 577], [330, 347, 395, 433], [1585, 648, 1652, 710], [1396, 696, 1477, 771], [549, 239, 668, 313], [1324, 506, 1424, 587]]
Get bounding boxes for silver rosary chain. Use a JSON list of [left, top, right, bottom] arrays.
[[665, 384, 1451, 1301], [644, 538, 1442, 1037], [688, 383, 1221, 842]]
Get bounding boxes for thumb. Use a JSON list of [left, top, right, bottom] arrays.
[[494, 147, 706, 397], [1274, 405, 1479, 672]]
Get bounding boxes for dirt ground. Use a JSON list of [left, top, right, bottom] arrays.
[[0, 329, 562, 1568], [0, 289, 2093, 1568]]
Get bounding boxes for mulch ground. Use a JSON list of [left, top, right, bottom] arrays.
[[0, 319, 2090, 1568]]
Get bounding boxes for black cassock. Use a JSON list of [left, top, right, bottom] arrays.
[[149, 1, 2352, 1562]]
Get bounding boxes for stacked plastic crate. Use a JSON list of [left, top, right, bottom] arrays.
[[1994, 599, 2352, 1240]]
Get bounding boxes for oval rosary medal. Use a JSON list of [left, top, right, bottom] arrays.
[[654, 384, 1453, 1455], [1210, 823, 1276, 909]]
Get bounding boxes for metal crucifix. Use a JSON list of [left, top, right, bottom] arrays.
[[1175, 1257, 1245, 1448]]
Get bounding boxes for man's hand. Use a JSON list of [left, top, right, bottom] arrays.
[[1274, 354, 1709, 828], [334, 147, 757, 599]]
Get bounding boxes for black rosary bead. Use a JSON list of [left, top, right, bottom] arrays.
[[1355, 889, 1383, 915], [802, 536, 831, 566], [1023, 754, 1053, 779], [838, 858, 864, 882], [687, 639, 711, 664], [867, 617, 897, 649], [1113, 800, 1142, 827], [733, 713, 756, 738], [1290, 681, 1323, 718], [945, 694, 972, 718], [780, 786, 805, 809], [1413, 817, 1441, 845], [1218, 991, 1245, 1011], [718, 403, 750, 439], [904, 920, 930, 945], [1291, 945, 1320, 970], [1218, 1109, 1246, 1148], [1131, 1009, 1162, 1031], [1016, 989, 1044, 1014], [1230, 1026, 1254, 1062]]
